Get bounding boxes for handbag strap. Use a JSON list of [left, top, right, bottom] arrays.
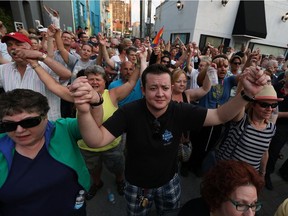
[[229, 115, 249, 158]]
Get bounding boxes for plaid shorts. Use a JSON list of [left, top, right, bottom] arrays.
[[124, 174, 181, 216]]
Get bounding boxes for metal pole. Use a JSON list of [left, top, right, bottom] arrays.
[[140, 0, 145, 38], [147, 0, 151, 37]]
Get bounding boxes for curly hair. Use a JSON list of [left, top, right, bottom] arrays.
[[201, 160, 264, 211]]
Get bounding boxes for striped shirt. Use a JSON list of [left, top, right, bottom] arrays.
[[216, 113, 276, 170], [0, 62, 61, 121]]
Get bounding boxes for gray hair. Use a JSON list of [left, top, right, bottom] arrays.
[[84, 65, 107, 82]]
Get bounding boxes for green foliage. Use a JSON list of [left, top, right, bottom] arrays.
[[0, 8, 14, 33]]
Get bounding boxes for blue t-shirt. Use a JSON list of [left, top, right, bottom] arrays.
[[0, 145, 85, 215], [199, 76, 237, 108], [108, 79, 143, 107]]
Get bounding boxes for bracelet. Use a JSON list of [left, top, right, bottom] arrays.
[[90, 92, 104, 108], [38, 53, 47, 61], [31, 64, 41, 69], [240, 90, 255, 102]]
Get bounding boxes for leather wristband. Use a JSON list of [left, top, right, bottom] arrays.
[[31, 64, 41, 69], [38, 53, 47, 61], [90, 92, 104, 108], [240, 90, 255, 102]]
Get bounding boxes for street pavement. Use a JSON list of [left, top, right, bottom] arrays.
[[86, 144, 288, 216]]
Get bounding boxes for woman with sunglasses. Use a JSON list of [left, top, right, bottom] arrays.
[[178, 160, 264, 216], [216, 81, 283, 176], [227, 55, 242, 77], [0, 88, 101, 215]]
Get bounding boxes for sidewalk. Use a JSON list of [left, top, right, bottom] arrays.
[[86, 145, 288, 216]]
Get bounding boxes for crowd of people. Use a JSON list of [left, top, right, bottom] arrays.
[[0, 17, 288, 216]]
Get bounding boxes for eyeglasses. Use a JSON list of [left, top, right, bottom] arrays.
[[233, 62, 241, 65], [152, 119, 161, 140], [0, 115, 44, 133], [229, 198, 262, 212], [256, 101, 278, 108]]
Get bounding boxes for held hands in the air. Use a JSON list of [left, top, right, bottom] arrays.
[[69, 77, 99, 112], [239, 66, 267, 97]]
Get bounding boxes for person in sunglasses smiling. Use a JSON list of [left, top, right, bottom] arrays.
[[0, 87, 102, 215], [216, 83, 283, 176]]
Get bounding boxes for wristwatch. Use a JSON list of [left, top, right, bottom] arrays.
[[38, 53, 47, 61], [90, 93, 104, 108], [240, 90, 255, 102]]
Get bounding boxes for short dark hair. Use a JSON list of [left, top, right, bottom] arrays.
[[126, 46, 137, 55], [62, 31, 72, 37], [161, 55, 171, 62], [81, 42, 93, 50], [117, 43, 125, 53], [201, 160, 264, 212], [0, 89, 50, 119], [78, 32, 87, 39], [141, 64, 171, 89]]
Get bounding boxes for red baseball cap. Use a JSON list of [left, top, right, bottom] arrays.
[[1, 32, 32, 46]]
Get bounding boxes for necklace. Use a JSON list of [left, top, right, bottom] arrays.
[[212, 83, 223, 106]]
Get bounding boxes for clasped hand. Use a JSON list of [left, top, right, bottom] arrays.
[[69, 77, 97, 112], [240, 66, 267, 97]]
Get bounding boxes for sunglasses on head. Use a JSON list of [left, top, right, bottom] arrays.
[[256, 101, 278, 108], [0, 115, 44, 133]]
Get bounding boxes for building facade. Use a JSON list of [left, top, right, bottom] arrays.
[[5, 0, 101, 35], [154, 0, 288, 57]]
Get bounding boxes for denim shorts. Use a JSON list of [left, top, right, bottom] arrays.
[[80, 143, 125, 175], [124, 173, 181, 216]]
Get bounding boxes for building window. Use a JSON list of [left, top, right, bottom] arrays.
[[170, 33, 190, 45], [199, 34, 230, 54], [248, 43, 287, 58], [80, 3, 84, 16]]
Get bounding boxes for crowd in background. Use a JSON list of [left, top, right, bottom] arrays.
[[1, 17, 288, 216]]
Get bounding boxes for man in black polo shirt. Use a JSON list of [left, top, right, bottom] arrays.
[[74, 64, 267, 215]]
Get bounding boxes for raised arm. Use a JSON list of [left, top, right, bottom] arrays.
[[138, 46, 148, 75], [204, 66, 267, 126], [186, 47, 194, 73], [70, 79, 114, 148], [46, 26, 56, 58], [174, 45, 187, 68], [52, 26, 70, 64], [98, 34, 116, 69], [26, 59, 72, 101], [14, 49, 71, 80], [185, 68, 211, 102], [110, 64, 140, 104]]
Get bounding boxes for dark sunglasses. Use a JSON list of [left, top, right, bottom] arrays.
[[256, 102, 278, 108], [0, 115, 44, 133], [152, 119, 161, 140], [233, 62, 241, 65]]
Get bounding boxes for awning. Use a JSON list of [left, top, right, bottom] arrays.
[[232, 0, 267, 39]]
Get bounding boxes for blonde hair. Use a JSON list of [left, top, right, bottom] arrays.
[[171, 68, 187, 84]]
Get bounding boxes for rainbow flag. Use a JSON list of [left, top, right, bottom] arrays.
[[151, 26, 164, 47]]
